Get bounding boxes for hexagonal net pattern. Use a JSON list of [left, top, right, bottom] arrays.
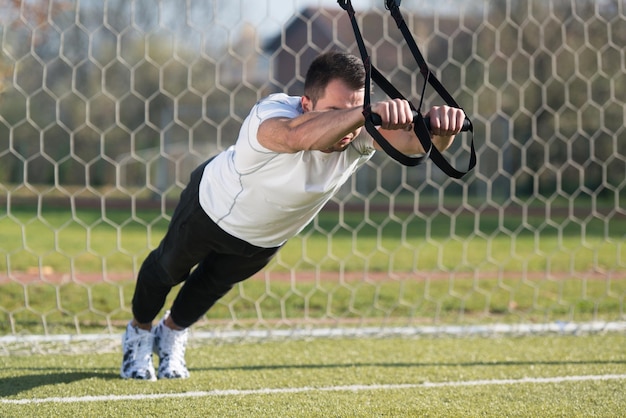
[[0, 0, 624, 348]]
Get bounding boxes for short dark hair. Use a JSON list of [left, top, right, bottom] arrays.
[[304, 51, 365, 106]]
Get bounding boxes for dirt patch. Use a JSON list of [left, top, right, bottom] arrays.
[[1, 269, 622, 285]]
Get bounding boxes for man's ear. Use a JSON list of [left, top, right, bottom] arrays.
[[301, 96, 313, 113]]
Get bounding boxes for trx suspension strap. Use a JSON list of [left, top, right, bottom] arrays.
[[338, 0, 476, 178]]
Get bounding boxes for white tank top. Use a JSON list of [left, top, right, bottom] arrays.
[[199, 93, 375, 247]]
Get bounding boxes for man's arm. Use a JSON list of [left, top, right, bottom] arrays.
[[256, 98, 463, 154], [257, 98, 414, 154], [257, 107, 365, 153]]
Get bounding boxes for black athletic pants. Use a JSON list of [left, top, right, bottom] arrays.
[[131, 159, 281, 328]]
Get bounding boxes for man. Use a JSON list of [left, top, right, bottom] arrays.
[[121, 51, 465, 380]]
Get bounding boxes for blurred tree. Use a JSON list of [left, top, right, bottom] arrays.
[[0, 0, 72, 184], [480, 0, 624, 198]]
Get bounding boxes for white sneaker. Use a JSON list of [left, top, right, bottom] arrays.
[[120, 322, 156, 381], [153, 311, 190, 379]]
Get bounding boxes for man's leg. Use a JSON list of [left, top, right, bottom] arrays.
[[169, 245, 280, 328], [130, 159, 213, 327], [122, 160, 212, 380], [152, 235, 280, 379]]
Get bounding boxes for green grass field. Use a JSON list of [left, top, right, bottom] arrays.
[[1, 334, 625, 416], [1, 199, 625, 415], [1, 197, 624, 274], [1, 199, 625, 334], [1, 270, 624, 335]]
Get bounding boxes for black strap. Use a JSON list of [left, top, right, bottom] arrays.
[[338, 0, 476, 178]]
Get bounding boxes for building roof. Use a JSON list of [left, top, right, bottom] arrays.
[[263, 7, 476, 95]]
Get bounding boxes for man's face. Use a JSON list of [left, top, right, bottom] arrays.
[[303, 78, 365, 153]]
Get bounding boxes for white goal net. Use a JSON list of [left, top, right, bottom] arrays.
[[1, 0, 624, 348]]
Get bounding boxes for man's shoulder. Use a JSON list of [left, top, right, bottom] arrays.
[[254, 93, 303, 121], [259, 93, 302, 109]]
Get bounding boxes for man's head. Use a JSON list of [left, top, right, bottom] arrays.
[[301, 52, 366, 153], [303, 52, 365, 108]]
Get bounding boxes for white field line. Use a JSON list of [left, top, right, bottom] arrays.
[[2, 374, 626, 405], [2, 321, 626, 345]]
